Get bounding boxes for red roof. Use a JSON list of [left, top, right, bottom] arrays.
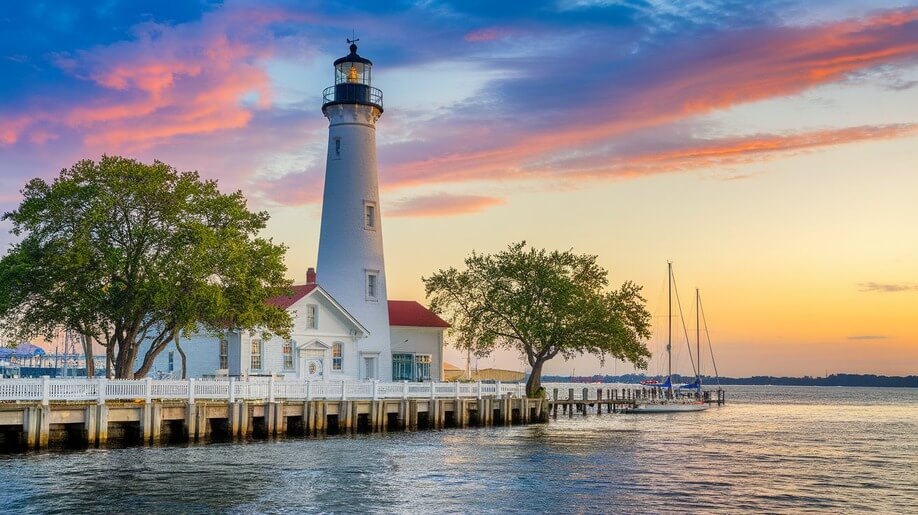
[[266, 286, 449, 329], [388, 300, 450, 328], [267, 283, 318, 310]]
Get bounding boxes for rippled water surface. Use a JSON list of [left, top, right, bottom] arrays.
[[2, 386, 916, 514]]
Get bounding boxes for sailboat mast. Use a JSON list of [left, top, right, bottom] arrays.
[[667, 261, 672, 382], [696, 288, 702, 388]]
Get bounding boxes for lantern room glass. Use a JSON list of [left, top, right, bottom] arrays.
[[335, 61, 371, 86]]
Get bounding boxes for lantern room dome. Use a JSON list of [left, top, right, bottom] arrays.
[[333, 43, 373, 66]]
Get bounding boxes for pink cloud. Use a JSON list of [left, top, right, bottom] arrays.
[[379, 8, 918, 191], [6, 7, 292, 154], [563, 123, 918, 180], [387, 193, 505, 217], [464, 27, 510, 42]]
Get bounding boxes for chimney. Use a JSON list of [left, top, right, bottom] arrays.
[[306, 267, 316, 284]]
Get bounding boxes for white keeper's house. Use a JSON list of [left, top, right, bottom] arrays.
[[140, 42, 450, 382]]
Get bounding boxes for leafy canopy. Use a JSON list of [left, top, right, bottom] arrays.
[[0, 156, 292, 378], [424, 242, 651, 395]]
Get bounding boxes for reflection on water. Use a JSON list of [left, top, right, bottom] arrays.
[[1, 386, 916, 514]]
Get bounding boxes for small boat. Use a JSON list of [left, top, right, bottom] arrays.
[[625, 263, 713, 414], [625, 401, 708, 413]]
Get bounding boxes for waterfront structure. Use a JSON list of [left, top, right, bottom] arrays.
[[0, 376, 724, 451], [139, 43, 447, 382], [316, 41, 391, 380], [1, 377, 719, 451]]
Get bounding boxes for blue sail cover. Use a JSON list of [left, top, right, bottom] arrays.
[[659, 377, 672, 390], [679, 379, 701, 390], [0, 342, 46, 358]]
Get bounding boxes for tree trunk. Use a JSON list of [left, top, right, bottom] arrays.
[[115, 342, 135, 379], [526, 360, 545, 398], [175, 334, 187, 380], [81, 334, 95, 378], [105, 343, 114, 379]]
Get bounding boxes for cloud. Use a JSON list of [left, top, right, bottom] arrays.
[[2, 2, 918, 212], [858, 282, 918, 293], [386, 193, 505, 217], [372, 7, 918, 191], [559, 123, 918, 180], [847, 335, 889, 340], [464, 28, 511, 42]]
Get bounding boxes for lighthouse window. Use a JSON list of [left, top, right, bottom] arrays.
[[364, 202, 376, 230], [366, 272, 378, 300], [334, 137, 341, 157]]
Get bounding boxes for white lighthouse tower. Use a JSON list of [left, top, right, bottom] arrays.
[[316, 41, 391, 380]]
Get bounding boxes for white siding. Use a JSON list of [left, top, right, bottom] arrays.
[[390, 326, 445, 381]]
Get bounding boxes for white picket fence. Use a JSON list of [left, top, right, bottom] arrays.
[[0, 378, 648, 405], [0, 377, 533, 405]]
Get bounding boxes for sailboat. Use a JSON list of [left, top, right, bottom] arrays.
[[625, 262, 708, 413]]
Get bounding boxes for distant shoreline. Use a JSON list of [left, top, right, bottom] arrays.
[[543, 373, 918, 388]]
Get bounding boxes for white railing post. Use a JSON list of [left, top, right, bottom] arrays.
[[454, 380, 460, 399], [228, 377, 235, 403], [429, 380, 435, 400], [402, 380, 409, 400], [477, 380, 482, 400], [341, 381, 347, 401], [372, 379, 379, 400], [41, 376, 50, 406], [269, 375, 276, 403], [496, 381, 502, 398], [306, 380, 312, 401], [188, 378, 195, 405], [144, 377, 152, 404], [97, 378, 107, 405]]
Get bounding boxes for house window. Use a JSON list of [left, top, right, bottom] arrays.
[[219, 339, 228, 369], [306, 305, 317, 329], [251, 339, 262, 370], [392, 353, 414, 381], [364, 201, 376, 230], [168, 351, 174, 372], [366, 272, 378, 301], [415, 354, 432, 381], [332, 342, 343, 371], [283, 340, 294, 370]]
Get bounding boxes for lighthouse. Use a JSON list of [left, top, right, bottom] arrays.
[[316, 41, 391, 380]]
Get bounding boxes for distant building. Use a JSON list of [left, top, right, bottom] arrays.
[[139, 43, 449, 381], [442, 362, 526, 383]]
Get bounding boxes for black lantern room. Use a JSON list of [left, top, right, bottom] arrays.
[[322, 41, 383, 112]]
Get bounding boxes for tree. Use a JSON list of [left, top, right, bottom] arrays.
[[424, 242, 652, 397], [0, 156, 292, 378]]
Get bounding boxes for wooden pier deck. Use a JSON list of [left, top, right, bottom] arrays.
[[0, 379, 725, 452]]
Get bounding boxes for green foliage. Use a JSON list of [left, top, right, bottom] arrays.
[[0, 156, 292, 378], [424, 242, 652, 396]]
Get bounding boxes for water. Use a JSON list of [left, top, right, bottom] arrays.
[[1, 386, 916, 514]]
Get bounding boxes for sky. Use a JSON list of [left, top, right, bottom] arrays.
[[1, 0, 916, 377]]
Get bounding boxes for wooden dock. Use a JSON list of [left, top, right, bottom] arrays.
[[0, 379, 725, 452], [0, 396, 548, 452], [546, 385, 726, 417]]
